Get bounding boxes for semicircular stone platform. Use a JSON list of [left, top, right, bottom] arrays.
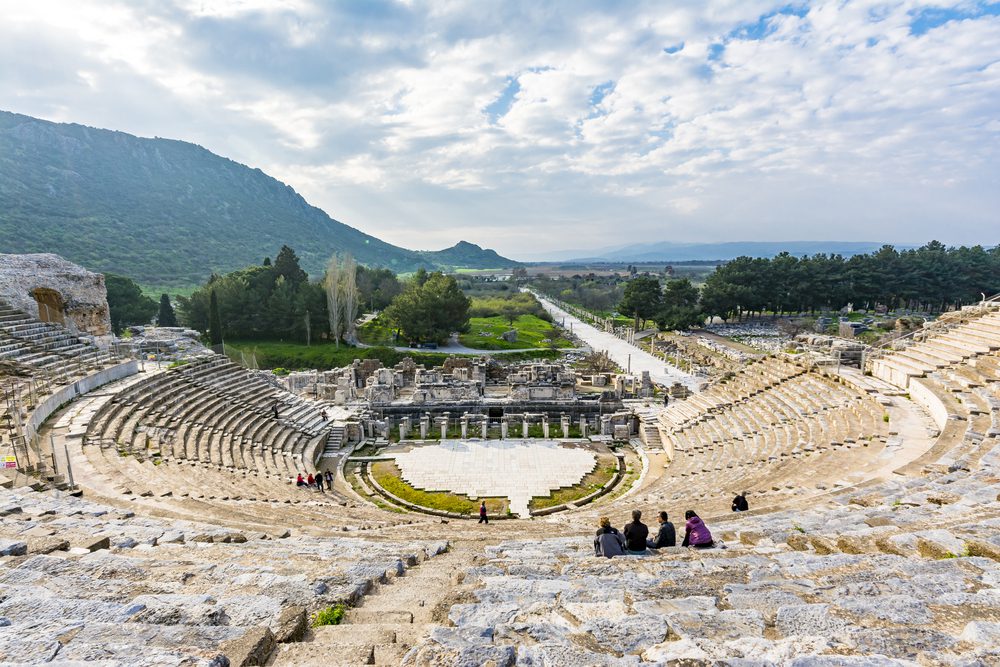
[[392, 440, 597, 518]]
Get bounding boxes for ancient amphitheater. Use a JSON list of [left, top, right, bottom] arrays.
[[2, 285, 1000, 665]]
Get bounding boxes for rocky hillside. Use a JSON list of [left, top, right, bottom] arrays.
[[0, 111, 516, 290]]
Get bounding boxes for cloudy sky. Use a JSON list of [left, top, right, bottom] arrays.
[[3, 0, 999, 258]]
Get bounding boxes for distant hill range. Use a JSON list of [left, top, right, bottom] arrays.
[[524, 241, 917, 263], [0, 111, 517, 289]]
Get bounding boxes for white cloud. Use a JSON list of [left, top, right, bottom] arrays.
[[1, 0, 998, 257]]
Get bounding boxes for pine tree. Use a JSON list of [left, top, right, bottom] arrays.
[[157, 294, 178, 327], [209, 289, 223, 345]]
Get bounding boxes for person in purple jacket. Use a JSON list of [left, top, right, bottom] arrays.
[[681, 510, 715, 549]]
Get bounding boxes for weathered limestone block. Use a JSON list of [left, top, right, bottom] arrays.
[[0, 253, 112, 336]]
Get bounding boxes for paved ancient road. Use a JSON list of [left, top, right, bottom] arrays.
[[531, 291, 700, 391]]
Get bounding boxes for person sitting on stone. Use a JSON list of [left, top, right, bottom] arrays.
[[731, 491, 749, 512], [681, 510, 715, 549], [295, 473, 305, 487], [594, 516, 626, 558], [622, 509, 649, 554], [306, 473, 315, 487], [646, 511, 676, 549]]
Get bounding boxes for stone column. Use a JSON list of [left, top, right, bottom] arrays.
[[381, 419, 390, 439], [420, 415, 429, 440], [460, 414, 469, 439], [481, 416, 489, 439], [400, 416, 410, 440], [439, 415, 449, 440], [501, 419, 509, 439], [580, 417, 588, 438], [542, 415, 549, 439], [561, 414, 570, 439], [522, 417, 530, 438]]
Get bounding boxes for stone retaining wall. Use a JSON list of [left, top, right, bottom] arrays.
[[26, 361, 140, 444]]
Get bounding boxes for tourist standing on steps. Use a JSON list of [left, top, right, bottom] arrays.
[[272, 402, 280, 419], [681, 510, 715, 549], [315, 473, 324, 492], [647, 511, 676, 549], [594, 516, 626, 558], [325, 470, 334, 490], [478, 501, 488, 524], [732, 491, 749, 512], [623, 509, 649, 554]]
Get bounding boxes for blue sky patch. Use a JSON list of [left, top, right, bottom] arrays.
[[663, 42, 684, 54], [484, 76, 520, 123], [910, 3, 1000, 36], [708, 43, 725, 61], [729, 3, 809, 41]]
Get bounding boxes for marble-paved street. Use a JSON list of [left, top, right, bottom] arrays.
[[393, 440, 596, 518], [531, 291, 699, 390]]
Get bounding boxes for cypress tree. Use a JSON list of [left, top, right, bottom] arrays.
[[158, 294, 178, 327], [209, 289, 223, 345]]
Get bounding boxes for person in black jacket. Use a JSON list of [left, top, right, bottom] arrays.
[[732, 491, 749, 512], [646, 511, 676, 549], [622, 509, 649, 553]]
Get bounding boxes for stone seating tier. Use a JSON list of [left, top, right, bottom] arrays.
[[0, 486, 447, 666]]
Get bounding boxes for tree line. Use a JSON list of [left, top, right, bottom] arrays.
[[699, 242, 1000, 320], [176, 245, 404, 343], [535, 242, 1000, 331]]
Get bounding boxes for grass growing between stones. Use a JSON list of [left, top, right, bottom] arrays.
[[459, 315, 574, 350], [312, 604, 346, 627], [529, 453, 618, 510], [370, 461, 507, 515]]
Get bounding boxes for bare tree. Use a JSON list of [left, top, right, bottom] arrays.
[[325, 255, 342, 348], [342, 254, 359, 344]]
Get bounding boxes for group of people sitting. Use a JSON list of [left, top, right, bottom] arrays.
[[295, 471, 334, 491], [594, 509, 715, 557]]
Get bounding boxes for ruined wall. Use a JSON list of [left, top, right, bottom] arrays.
[[0, 253, 112, 336]]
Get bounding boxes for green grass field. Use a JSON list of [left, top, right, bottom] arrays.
[[371, 461, 508, 515], [225, 339, 562, 370], [225, 340, 450, 370], [528, 453, 618, 510], [459, 314, 574, 350]]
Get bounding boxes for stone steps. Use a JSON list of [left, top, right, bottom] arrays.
[[271, 543, 463, 666]]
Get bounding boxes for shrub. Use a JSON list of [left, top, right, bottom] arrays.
[[311, 604, 346, 627]]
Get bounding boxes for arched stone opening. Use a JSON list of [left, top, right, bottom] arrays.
[[31, 287, 65, 325]]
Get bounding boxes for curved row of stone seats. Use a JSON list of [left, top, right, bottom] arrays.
[[0, 486, 447, 666], [60, 368, 418, 533], [871, 308, 1000, 388], [647, 363, 889, 515], [0, 298, 117, 373], [82, 357, 332, 481], [407, 531, 1000, 665], [658, 357, 806, 431]]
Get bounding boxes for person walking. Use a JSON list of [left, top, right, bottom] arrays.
[[478, 501, 489, 524], [315, 473, 324, 492]]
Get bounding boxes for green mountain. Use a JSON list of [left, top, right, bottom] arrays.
[[419, 241, 517, 269], [0, 110, 516, 290]]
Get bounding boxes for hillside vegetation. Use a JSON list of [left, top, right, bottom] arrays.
[[0, 110, 516, 290]]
